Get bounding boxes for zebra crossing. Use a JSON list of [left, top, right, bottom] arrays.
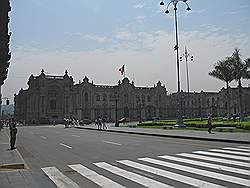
[[42, 145, 250, 188]]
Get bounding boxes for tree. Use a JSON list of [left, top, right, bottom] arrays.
[[209, 58, 234, 118], [230, 48, 250, 121]]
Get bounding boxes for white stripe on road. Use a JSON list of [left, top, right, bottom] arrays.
[[139, 157, 250, 187], [68, 164, 125, 188], [40, 136, 47, 139], [177, 153, 250, 168], [72, 135, 80, 138], [223, 147, 250, 152], [209, 149, 249, 156], [238, 146, 250, 149], [193, 151, 250, 161], [119, 160, 225, 188], [158, 155, 249, 175], [60, 143, 72, 149], [42, 167, 80, 188], [103, 141, 121, 146], [94, 162, 172, 188]]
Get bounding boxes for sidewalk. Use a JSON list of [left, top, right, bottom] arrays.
[[0, 127, 37, 188], [75, 123, 250, 144]]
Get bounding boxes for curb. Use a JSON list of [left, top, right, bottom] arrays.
[[0, 163, 25, 170], [75, 127, 250, 144]]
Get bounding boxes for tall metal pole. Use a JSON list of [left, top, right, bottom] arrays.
[[174, 2, 183, 125], [159, 0, 191, 125], [184, 47, 190, 93], [115, 98, 118, 127], [174, 3, 180, 94], [180, 46, 193, 93]]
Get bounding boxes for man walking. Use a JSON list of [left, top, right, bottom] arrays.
[[9, 118, 17, 150]]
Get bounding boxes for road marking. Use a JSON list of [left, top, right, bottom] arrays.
[[94, 162, 172, 188], [120, 160, 225, 188], [40, 136, 47, 139], [60, 143, 72, 149], [72, 135, 80, 138], [177, 153, 250, 167], [103, 141, 121, 146], [238, 146, 250, 149], [139, 157, 250, 187], [223, 147, 250, 152], [68, 164, 125, 188], [42, 166, 80, 188], [193, 151, 250, 161], [209, 149, 249, 156], [158, 155, 249, 175]]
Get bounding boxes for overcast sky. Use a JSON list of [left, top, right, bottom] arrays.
[[3, 0, 250, 102]]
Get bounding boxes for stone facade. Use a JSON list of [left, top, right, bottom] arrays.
[[14, 70, 167, 123], [167, 87, 250, 118], [14, 70, 250, 123]]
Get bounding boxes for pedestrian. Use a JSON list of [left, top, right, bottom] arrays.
[[207, 114, 213, 134], [98, 118, 102, 130], [64, 117, 69, 128], [102, 118, 107, 129], [9, 118, 17, 150]]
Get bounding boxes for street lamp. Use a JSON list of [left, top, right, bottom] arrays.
[[180, 47, 194, 93], [160, 0, 191, 126], [114, 94, 119, 127]]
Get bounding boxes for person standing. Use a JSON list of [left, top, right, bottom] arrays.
[[207, 114, 213, 134], [9, 118, 17, 150], [102, 117, 107, 130]]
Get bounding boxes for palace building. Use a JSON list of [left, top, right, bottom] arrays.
[[14, 70, 250, 124]]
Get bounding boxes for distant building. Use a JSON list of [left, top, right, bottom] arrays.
[[14, 70, 250, 124], [167, 88, 250, 118], [14, 70, 167, 123]]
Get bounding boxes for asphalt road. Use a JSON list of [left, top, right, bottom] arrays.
[[16, 125, 250, 188]]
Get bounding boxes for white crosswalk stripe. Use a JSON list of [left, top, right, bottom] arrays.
[[158, 154, 249, 175], [139, 157, 250, 186], [223, 147, 250, 152], [42, 167, 80, 188], [193, 151, 250, 161], [118, 160, 225, 188], [237, 146, 250, 149], [68, 164, 125, 188], [94, 162, 173, 188], [209, 149, 250, 156], [177, 153, 250, 167], [41, 145, 250, 187]]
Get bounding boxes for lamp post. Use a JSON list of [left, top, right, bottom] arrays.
[[114, 94, 119, 127], [180, 47, 194, 93], [160, 0, 191, 125]]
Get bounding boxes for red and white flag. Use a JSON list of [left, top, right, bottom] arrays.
[[118, 65, 125, 75]]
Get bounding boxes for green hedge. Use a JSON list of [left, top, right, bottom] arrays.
[[138, 119, 250, 130]]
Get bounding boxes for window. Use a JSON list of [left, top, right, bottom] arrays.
[[85, 93, 88, 102], [103, 94, 107, 101], [109, 94, 113, 101], [50, 100, 56, 110], [124, 94, 128, 103], [96, 94, 100, 101], [147, 95, 151, 102]]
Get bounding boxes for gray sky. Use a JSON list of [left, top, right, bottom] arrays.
[[3, 0, 250, 102]]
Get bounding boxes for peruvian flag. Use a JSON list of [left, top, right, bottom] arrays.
[[118, 65, 125, 75]]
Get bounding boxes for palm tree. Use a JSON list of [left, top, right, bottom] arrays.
[[209, 58, 234, 118], [230, 48, 250, 121]]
